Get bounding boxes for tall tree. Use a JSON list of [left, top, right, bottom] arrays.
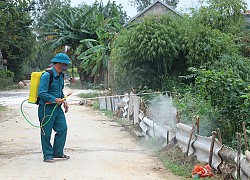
[[76, 1, 125, 84], [129, 0, 179, 12], [40, 4, 93, 83], [194, 0, 247, 34], [111, 15, 182, 90], [41, 1, 126, 85], [0, 0, 36, 81], [31, 0, 71, 21]]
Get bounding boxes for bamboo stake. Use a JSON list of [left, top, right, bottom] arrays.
[[186, 126, 195, 157], [196, 116, 200, 135], [176, 110, 180, 123], [110, 97, 113, 112], [105, 97, 107, 110], [209, 131, 217, 167], [242, 122, 249, 151], [217, 128, 222, 144], [236, 132, 241, 179], [167, 131, 169, 145]]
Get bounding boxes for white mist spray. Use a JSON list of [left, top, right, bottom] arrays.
[[147, 94, 177, 131], [139, 94, 177, 150]]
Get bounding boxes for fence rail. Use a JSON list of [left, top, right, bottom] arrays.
[[98, 93, 250, 179]]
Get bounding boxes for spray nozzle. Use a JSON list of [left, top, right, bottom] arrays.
[[63, 91, 73, 100]]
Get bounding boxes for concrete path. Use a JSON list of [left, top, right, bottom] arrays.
[[0, 88, 181, 180]]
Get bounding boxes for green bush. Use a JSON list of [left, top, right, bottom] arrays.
[[183, 25, 238, 67], [190, 65, 249, 144], [241, 86, 250, 122], [173, 86, 219, 136], [109, 0, 250, 148], [172, 54, 250, 145], [0, 69, 14, 90], [237, 30, 250, 58], [111, 15, 183, 91]]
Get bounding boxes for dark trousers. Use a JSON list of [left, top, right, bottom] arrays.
[[38, 104, 67, 160]]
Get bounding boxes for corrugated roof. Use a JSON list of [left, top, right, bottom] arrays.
[[124, 0, 180, 27]]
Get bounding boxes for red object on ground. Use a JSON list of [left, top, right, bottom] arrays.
[[192, 165, 213, 178]]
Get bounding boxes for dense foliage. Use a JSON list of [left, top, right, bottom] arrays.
[[193, 0, 247, 34], [0, 69, 14, 90], [183, 24, 238, 67], [111, 15, 184, 91], [0, 0, 36, 81], [41, 1, 127, 85]]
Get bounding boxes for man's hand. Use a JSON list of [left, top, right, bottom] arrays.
[[63, 102, 69, 113], [55, 98, 64, 105]]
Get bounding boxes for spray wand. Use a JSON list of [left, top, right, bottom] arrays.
[[21, 91, 72, 128]]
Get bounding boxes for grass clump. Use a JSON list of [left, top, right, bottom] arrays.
[[78, 93, 102, 99], [102, 110, 114, 118], [0, 105, 6, 122], [92, 101, 100, 110], [157, 146, 220, 179], [0, 105, 6, 112], [158, 152, 193, 177]]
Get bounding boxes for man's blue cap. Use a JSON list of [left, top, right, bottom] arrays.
[[51, 53, 71, 65]]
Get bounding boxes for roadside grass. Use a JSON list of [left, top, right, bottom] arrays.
[[0, 105, 7, 122], [67, 80, 83, 89], [102, 109, 114, 118], [92, 100, 100, 110], [157, 150, 193, 178], [0, 84, 22, 91], [115, 118, 122, 125], [138, 137, 194, 178], [156, 146, 219, 180], [92, 101, 126, 125], [0, 105, 6, 112], [67, 80, 105, 90], [91, 100, 114, 117], [78, 93, 102, 99]]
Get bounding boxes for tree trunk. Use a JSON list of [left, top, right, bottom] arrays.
[[77, 66, 90, 86]]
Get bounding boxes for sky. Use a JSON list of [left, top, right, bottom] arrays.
[[71, 0, 250, 18]]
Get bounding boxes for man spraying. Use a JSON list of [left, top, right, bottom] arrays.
[[38, 53, 70, 163]]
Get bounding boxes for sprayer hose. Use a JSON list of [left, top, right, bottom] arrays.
[[21, 99, 57, 128]]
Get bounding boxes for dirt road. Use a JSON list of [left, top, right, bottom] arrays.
[[0, 89, 181, 180]]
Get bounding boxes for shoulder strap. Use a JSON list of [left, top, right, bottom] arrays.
[[37, 70, 53, 105], [46, 70, 53, 85]]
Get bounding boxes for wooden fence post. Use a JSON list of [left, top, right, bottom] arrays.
[[187, 126, 195, 157], [217, 128, 222, 144], [236, 132, 241, 179], [209, 131, 217, 167], [196, 116, 200, 135]]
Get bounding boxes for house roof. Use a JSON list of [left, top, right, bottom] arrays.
[[244, 10, 250, 15], [124, 0, 180, 27]]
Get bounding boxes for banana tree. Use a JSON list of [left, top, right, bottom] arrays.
[[76, 39, 107, 83], [76, 1, 124, 86], [40, 5, 94, 82], [41, 1, 125, 85]]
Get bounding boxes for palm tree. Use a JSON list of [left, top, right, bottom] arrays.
[[41, 1, 126, 85], [41, 5, 93, 83], [76, 1, 125, 85]]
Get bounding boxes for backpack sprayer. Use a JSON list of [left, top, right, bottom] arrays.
[[20, 71, 72, 128], [21, 53, 72, 128]]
